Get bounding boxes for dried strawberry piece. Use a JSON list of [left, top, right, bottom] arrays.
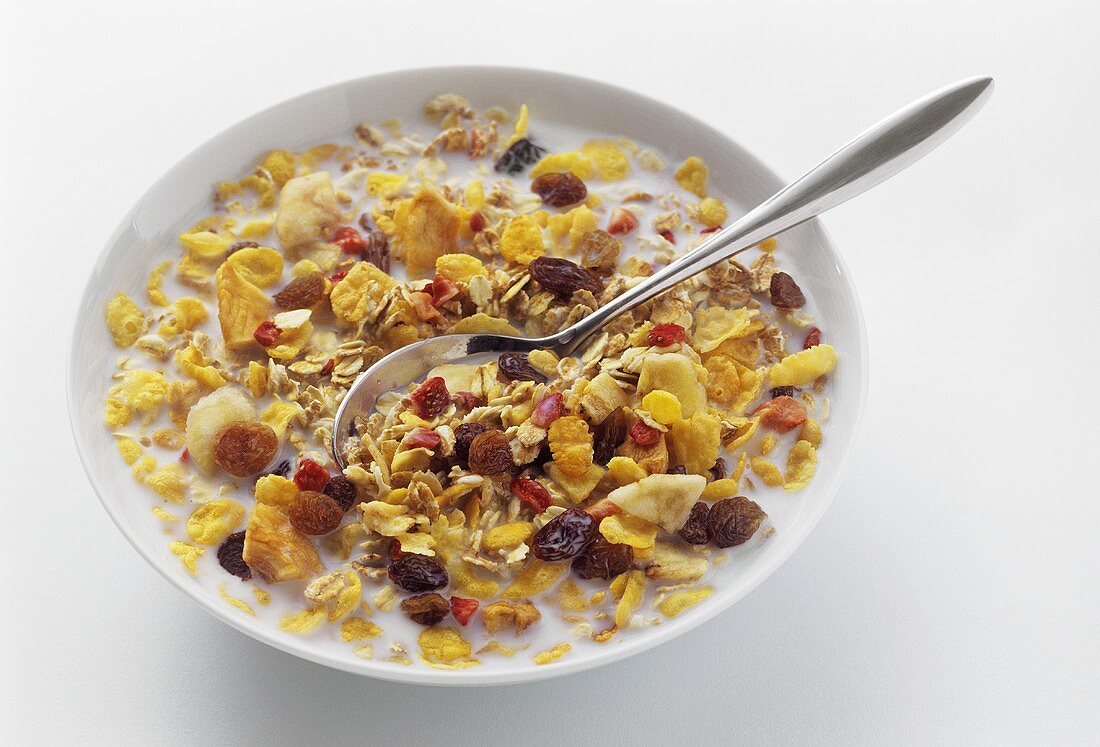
[[803, 327, 822, 349], [449, 596, 479, 626], [428, 273, 460, 306], [511, 477, 552, 512], [647, 323, 686, 347], [293, 458, 330, 491], [453, 391, 479, 411], [404, 427, 442, 450], [469, 211, 486, 232], [179, 448, 190, 462], [608, 207, 639, 235], [700, 225, 722, 234], [330, 270, 348, 284], [333, 226, 367, 254], [658, 229, 676, 245], [531, 393, 564, 428], [754, 396, 808, 434], [629, 420, 661, 447], [253, 320, 281, 347], [411, 376, 450, 419], [409, 291, 445, 324]]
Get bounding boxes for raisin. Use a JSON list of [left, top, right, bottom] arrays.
[[531, 172, 587, 207], [216, 531, 251, 580], [593, 406, 630, 465], [333, 226, 367, 254], [411, 376, 450, 419], [754, 396, 808, 434], [274, 273, 324, 309], [608, 207, 639, 235], [803, 327, 822, 349], [678, 502, 711, 545], [769, 271, 806, 309], [287, 490, 343, 535], [494, 137, 546, 174], [531, 393, 565, 428], [647, 323, 686, 347], [708, 496, 767, 548], [498, 352, 547, 383], [511, 477, 552, 512], [322, 475, 358, 511], [263, 459, 291, 478], [770, 386, 796, 399], [213, 421, 279, 477], [227, 240, 259, 255], [358, 213, 373, 232], [388, 554, 449, 592], [400, 592, 451, 626], [667, 465, 687, 475], [629, 420, 661, 448], [710, 457, 727, 481], [293, 459, 330, 491], [453, 422, 490, 463], [320, 358, 335, 376], [531, 507, 595, 561], [528, 256, 601, 297], [579, 230, 621, 275], [362, 229, 390, 272], [467, 430, 513, 475], [253, 320, 281, 347], [449, 596, 479, 626], [572, 537, 633, 579]]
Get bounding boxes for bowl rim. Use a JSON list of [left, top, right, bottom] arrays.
[[68, 64, 868, 686]]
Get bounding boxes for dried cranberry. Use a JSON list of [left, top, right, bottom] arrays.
[[322, 475, 358, 511], [754, 396, 808, 434], [287, 490, 343, 535], [467, 430, 513, 475], [469, 211, 486, 232], [494, 137, 547, 174], [593, 407, 630, 465], [216, 531, 251, 580], [803, 328, 822, 349], [453, 422, 490, 462], [769, 271, 806, 309], [770, 386, 796, 399], [293, 459, 330, 491], [400, 593, 451, 625], [708, 496, 767, 548], [498, 352, 547, 383], [388, 554, 449, 592], [528, 256, 601, 297], [411, 376, 450, 419], [333, 226, 368, 254], [511, 477, 552, 512], [678, 502, 711, 545], [530, 507, 595, 561], [253, 320, 281, 347], [629, 420, 661, 447], [608, 207, 639, 235], [453, 391, 479, 412], [531, 172, 588, 207], [449, 596, 479, 626], [658, 229, 676, 245], [404, 427, 442, 450], [531, 393, 565, 428], [647, 323, 686, 347], [572, 537, 633, 579]]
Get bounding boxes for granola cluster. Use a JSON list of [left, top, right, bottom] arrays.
[[103, 93, 837, 669]]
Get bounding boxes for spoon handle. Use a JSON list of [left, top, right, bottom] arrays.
[[552, 76, 993, 355]]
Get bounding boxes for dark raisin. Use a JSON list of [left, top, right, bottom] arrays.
[[679, 502, 711, 545], [411, 376, 450, 419], [803, 328, 822, 349], [593, 406, 630, 465], [274, 272, 325, 309], [579, 230, 621, 275], [287, 490, 343, 535], [357, 213, 373, 232], [667, 465, 687, 475], [362, 229, 390, 273], [467, 430, 513, 475], [769, 271, 806, 309], [400, 592, 451, 625], [322, 475, 359, 511], [531, 172, 587, 207], [453, 422, 491, 463], [497, 353, 547, 383], [572, 537, 633, 579], [494, 137, 547, 174], [708, 496, 768, 548], [710, 458, 727, 481], [770, 386, 796, 399], [262, 459, 291, 479], [528, 256, 601, 297], [216, 531, 251, 580], [388, 554, 449, 592], [531, 507, 595, 561], [227, 240, 260, 255]]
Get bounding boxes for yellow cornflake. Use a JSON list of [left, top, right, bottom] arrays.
[[657, 587, 713, 617], [419, 626, 476, 667], [179, 230, 232, 261], [529, 151, 594, 180], [668, 412, 721, 476], [693, 307, 757, 353], [533, 642, 572, 666], [784, 440, 817, 492], [581, 140, 631, 181], [697, 197, 727, 227], [145, 463, 188, 503], [477, 641, 518, 657], [259, 149, 296, 187], [759, 432, 778, 456], [436, 253, 488, 284], [218, 583, 256, 616], [186, 499, 245, 545], [341, 616, 383, 642], [599, 514, 658, 550], [507, 103, 529, 146], [758, 236, 778, 252], [279, 607, 327, 635], [330, 261, 397, 322], [146, 260, 171, 306], [367, 172, 408, 198], [482, 522, 534, 553], [131, 455, 156, 482], [104, 397, 131, 428], [590, 591, 607, 606], [116, 436, 143, 466], [768, 344, 838, 387], [226, 246, 284, 288], [237, 216, 275, 239], [607, 456, 647, 486], [158, 297, 208, 337], [175, 345, 225, 389], [552, 578, 589, 612], [548, 416, 594, 478], [254, 474, 299, 509], [329, 571, 363, 622], [700, 478, 739, 501], [169, 541, 204, 575], [674, 156, 709, 198], [252, 587, 271, 606], [105, 293, 145, 348], [261, 401, 305, 440], [448, 313, 520, 336], [499, 214, 545, 265], [613, 570, 648, 628], [800, 418, 823, 447], [151, 506, 179, 523], [501, 558, 568, 600], [640, 390, 681, 425], [750, 457, 784, 487], [353, 645, 374, 660], [546, 205, 598, 250], [111, 369, 168, 420], [449, 560, 501, 599]]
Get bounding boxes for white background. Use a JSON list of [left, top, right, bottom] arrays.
[[2, 0, 1097, 743]]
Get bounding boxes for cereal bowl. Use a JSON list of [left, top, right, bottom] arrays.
[[68, 66, 867, 685]]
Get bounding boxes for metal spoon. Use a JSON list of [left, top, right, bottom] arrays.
[[332, 76, 993, 467]]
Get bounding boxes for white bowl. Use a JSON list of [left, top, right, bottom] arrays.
[[68, 66, 867, 685]]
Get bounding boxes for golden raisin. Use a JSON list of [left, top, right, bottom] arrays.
[[273, 272, 324, 309], [287, 490, 343, 535], [213, 421, 279, 477]]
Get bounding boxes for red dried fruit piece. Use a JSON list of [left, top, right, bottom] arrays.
[[629, 420, 661, 447], [531, 172, 588, 207], [647, 323, 686, 347], [498, 353, 547, 383], [803, 328, 822, 349], [388, 554, 449, 592], [333, 226, 367, 254], [216, 531, 251, 580], [320, 358, 335, 376], [253, 320, 281, 347], [293, 458, 330, 491], [511, 477, 552, 512], [608, 207, 639, 235], [531, 393, 565, 428], [274, 273, 324, 310], [428, 273, 460, 306], [400, 593, 451, 626], [214, 421, 279, 477], [411, 376, 450, 419], [585, 498, 623, 522], [754, 396, 808, 434], [449, 596, 479, 626], [322, 475, 359, 511], [409, 291, 445, 324], [467, 430, 513, 475], [404, 427, 442, 450], [179, 448, 190, 462], [658, 229, 676, 245], [453, 391, 479, 412], [389, 537, 406, 560], [329, 270, 348, 283], [531, 507, 596, 561], [769, 271, 806, 309], [528, 256, 601, 297], [469, 211, 486, 232], [287, 490, 343, 535], [700, 225, 722, 234]]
